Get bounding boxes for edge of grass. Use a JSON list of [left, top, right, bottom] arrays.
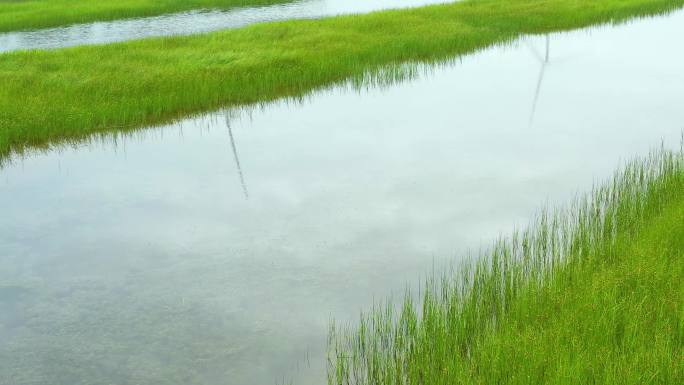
[[327, 145, 684, 384], [1, 0, 683, 164], [0, 0, 293, 33]]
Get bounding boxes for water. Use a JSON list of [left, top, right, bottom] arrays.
[[1, 11, 683, 385], [0, 0, 447, 53]]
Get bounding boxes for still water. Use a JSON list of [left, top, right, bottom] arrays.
[[1, 11, 683, 385], [0, 0, 447, 53]]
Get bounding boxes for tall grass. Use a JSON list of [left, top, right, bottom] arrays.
[[0, 0, 293, 32], [327, 146, 684, 384], [1, 0, 683, 162]]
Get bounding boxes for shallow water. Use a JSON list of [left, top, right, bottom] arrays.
[[1, 11, 683, 385], [0, 0, 447, 53]]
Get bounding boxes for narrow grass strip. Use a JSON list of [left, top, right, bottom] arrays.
[[1, 0, 683, 161], [327, 147, 684, 384], [0, 0, 293, 32]]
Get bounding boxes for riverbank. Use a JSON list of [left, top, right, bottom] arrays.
[[1, 0, 683, 161], [328, 148, 684, 384], [0, 0, 292, 32]]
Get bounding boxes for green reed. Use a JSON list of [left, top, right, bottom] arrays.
[[328, 146, 684, 384], [2, 0, 684, 163]]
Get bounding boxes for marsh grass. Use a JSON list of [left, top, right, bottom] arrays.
[[1, 0, 684, 163], [0, 58, 434, 168], [327, 147, 684, 384], [0, 0, 293, 32]]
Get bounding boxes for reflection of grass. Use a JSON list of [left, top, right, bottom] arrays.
[[328, 147, 684, 384], [2, 0, 684, 162], [0, 0, 294, 32]]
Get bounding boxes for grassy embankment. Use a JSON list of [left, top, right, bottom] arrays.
[[1, 0, 683, 161], [328, 148, 684, 384], [0, 0, 293, 32]]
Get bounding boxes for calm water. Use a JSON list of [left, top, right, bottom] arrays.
[[1, 11, 684, 385], [0, 0, 447, 53]]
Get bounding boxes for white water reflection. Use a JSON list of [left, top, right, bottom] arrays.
[[1, 11, 683, 385], [0, 0, 448, 53]]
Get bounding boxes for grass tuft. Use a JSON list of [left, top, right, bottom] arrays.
[[1, 0, 684, 162], [327, 146, 684, 384]]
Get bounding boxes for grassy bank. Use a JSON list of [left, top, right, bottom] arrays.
[[327, 148, 684, 384], [1, 0, 684, 161], [0, 0, 293, 32]]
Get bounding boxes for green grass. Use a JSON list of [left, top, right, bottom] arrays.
[[1, 0, 683, 162], [0, 0, 293, 32], [327, 147, 684, 384]]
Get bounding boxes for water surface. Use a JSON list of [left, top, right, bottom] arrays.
[[1, 11, 683, 385], [0, 0, 447, 53]]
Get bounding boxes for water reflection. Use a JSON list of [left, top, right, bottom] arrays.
[[0, 0, 448, 53], [226, 113, 250, 200], [529, 36, 551, 125], [1, 10, 683, 385]]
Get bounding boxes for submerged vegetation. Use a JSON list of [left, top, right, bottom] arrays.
[[1, 0, 684, 162], [0, 0, 293, 32], [328, 147, 684, 384]]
